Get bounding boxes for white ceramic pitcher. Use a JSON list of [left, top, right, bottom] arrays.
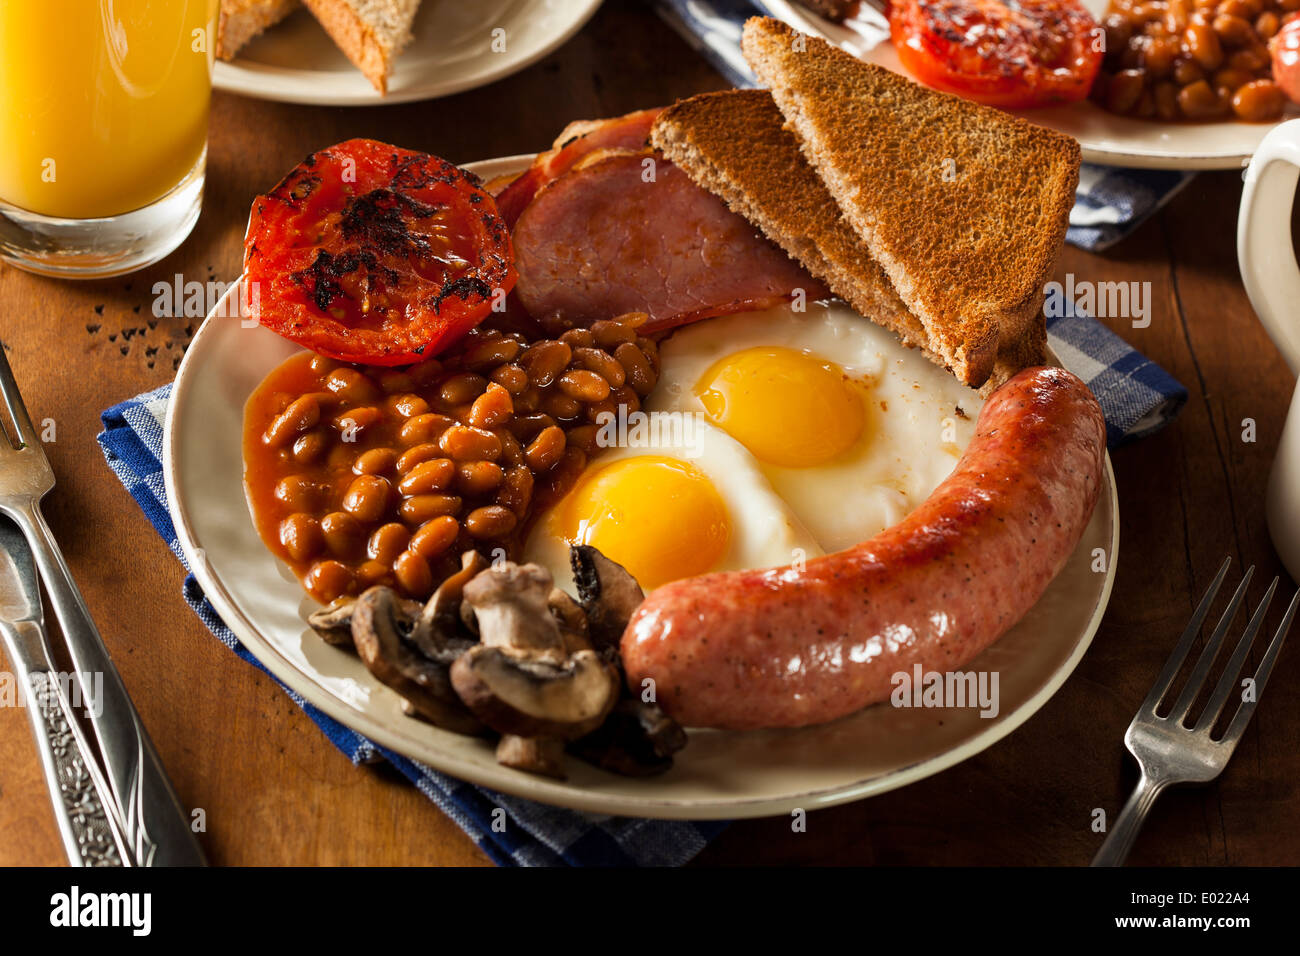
[[1238, 119, 1300, 583]]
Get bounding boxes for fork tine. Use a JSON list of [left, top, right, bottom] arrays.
[[0, 344, 39, 449], [1194, 577, 1277, 733], [1164, 565, 1254, 723], [1139, 557, 1232, 716], [1217, 587, 1299, 752]]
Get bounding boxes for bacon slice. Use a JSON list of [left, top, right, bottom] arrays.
[[495, 108, 664, 228], [512, 150, 828, 333]]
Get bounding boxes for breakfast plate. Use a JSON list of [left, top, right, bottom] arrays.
[[163, 154, 1119, 820], [760, 0, 1297, 170], [213, 0, 603, 106]]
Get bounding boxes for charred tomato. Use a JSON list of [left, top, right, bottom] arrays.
[[890, 0, 1103, 109], [244, 139, 516, 365]]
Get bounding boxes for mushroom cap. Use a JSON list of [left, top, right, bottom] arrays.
[[450, 645, 619, 740], [570, 698, 689, 777], [352, 586, 485, 736], [308, 594, 421, 647], [570, 545, 645, 650], [548, 587, 592, 655], [410, 550, 485, 664]]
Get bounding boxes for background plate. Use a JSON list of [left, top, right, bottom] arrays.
[[760, 0, 1296, 170], [213, 0, 603, 106], [163, 156, 1119, 819]]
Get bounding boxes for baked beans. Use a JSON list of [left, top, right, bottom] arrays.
[[291, 429, 329, 465], [410, 515, 460, 560], [244, 313, 659, 603], [353, 447, 398, 476], [279, 513, 322, 562], [1097, 0, 1290, 121], [397, 458, 455, 495]]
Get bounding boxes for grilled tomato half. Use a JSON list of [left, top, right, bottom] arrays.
[[244, 139, 516, 366], [889, 0, 1103, 109]]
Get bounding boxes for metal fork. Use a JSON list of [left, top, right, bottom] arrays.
[[1092, 557, 1299, 866], [0, 345, 204, 866]]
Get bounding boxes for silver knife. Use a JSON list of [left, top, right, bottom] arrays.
[[0, 345, 205, 866], [0, 517, 129, 865]]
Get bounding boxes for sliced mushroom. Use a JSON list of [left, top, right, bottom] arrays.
[[461, 562, 567, 656], [496, 734, 565, 779], [352, 586, 485, 736], [570, 698, 688, 777], [548, 587, 591, 655], [409, 550, 485, 664], [451, 645, 618, 739], [308, 594, 421, 647], [307, 599, 359, 646], [570, 545, 645, 650]]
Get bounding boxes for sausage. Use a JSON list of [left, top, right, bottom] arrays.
[[620, 366, 1107, 730], [512, 149, 829, 334]]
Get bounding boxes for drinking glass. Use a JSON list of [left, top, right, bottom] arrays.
[[0, 0, 218, 278]]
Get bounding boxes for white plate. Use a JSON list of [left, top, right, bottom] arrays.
[[163, 155, 1119, 819], [213, 0, 603, 106], [760, 0, 1296, 169]]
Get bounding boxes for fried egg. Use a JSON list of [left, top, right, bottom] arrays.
[[649, 301, 983, 552], [523, 418, 823, 595], [524, 299, 982, 590]]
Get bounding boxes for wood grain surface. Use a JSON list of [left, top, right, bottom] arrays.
[[0, 0, 1297, 867]]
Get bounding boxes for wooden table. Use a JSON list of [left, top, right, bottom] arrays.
[[1, 0, 1297, 867]]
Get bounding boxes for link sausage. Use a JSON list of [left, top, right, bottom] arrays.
[[621, 366, 1107, 729]]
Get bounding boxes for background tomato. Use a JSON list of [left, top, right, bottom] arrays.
[[890, 0, 1104, 109]]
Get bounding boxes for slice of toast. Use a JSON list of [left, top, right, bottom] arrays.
[[301, 0, 420, 93], [651, 90, 942, 369], [742, 16, 1079, 388], [216, 0, 300, 61]]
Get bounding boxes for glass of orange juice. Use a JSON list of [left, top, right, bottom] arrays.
[[0, 0, 218, 278]]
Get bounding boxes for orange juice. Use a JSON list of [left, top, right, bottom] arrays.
[[0, 0, 217, 219]]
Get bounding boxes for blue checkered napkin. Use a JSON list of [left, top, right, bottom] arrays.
[[1044, 288, 1186, 445], [95, 391, 725, 867], [652, 0, 1196, 251]]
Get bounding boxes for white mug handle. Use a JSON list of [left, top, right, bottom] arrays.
[[1238, 119, 1300, 583], [1239, 120, 1300, 375]]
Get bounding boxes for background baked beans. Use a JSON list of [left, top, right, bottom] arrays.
[[1097, 0, 1292, 121], [245, 312, 659, 604]]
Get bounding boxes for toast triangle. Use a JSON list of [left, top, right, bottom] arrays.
[[742, 16, 1079, 388]]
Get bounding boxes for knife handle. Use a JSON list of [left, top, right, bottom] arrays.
[[0, 619, 127, 866], [13, 505, 206, 867]]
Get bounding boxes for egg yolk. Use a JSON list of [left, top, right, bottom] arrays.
[[694, 346, 866, 467], [557, 456, 730, 590]]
